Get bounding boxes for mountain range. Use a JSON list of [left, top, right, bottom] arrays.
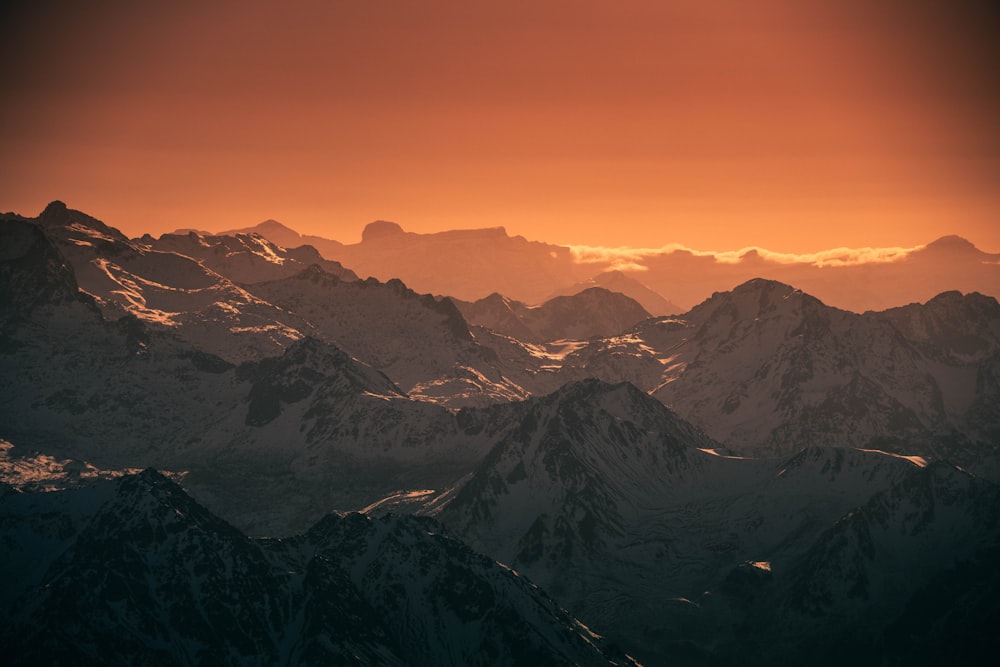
[[429, 381, 1000, 665], [189, 217, 1000, 313], [2, 201, 999, 665], [1, 470, 637, 666], [453, 288, 653, 344]]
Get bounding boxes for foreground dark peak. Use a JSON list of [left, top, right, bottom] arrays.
[[1, 471, 639, 666], [742, 460, 1000, 666]]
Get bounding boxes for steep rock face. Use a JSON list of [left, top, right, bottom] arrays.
[[455, 293, 539, 342], [238, 336, 404, 427], [873, 291, 1000, 477], [0, 472, 638, 666], [455, 287, 653, 343], [141, 230, 358, 285], [3, 471, 289, 666], [0, 215, 84, 318]]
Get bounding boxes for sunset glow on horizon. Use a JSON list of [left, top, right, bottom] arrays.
[[2, 0, 998, 253]]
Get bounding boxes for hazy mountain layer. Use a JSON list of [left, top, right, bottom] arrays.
[[454, 287, 652, 343], [548, 270, 681, 316], [209, 218, 1000, 312]]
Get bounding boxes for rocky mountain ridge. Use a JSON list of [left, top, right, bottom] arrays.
[[3, 202, 999, 665], [1, 470, 638, 666]]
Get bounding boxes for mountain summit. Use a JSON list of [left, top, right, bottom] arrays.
[[361, 219, 406, 242]]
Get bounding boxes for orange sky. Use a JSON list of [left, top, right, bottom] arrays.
[[2, 0, 998, 252]]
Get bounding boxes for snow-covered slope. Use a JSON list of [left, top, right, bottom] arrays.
[[431, 379, 994, 665], [246, 265, 532, 406], [0, 308, 506, 534], [557, 279, 1000, 474], [140, 229, 358, 285], [19, 202, 304, 362], [13, 205, 997, 466], [0, 438, 159, 491], [0, 470, 638, 666], [873, 289, 1000, 363], [6, 202, 999, 665], [7, 204, 555, 403], [198, 218, 348, 261], [0, 226, 509, 533], [455, 287, 653, 343]]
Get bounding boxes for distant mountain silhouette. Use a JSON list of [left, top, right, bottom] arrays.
[[188, 219, 999, 313], [549, 270, 680, 316]]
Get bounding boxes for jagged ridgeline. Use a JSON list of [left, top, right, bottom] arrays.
[[0, 471, 637, 666], [2, 203, 999, 665]]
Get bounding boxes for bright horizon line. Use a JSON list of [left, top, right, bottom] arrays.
[[207, 214, 983, 269], [566, 241, 929, 269], [9, 199, 996, 269]]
